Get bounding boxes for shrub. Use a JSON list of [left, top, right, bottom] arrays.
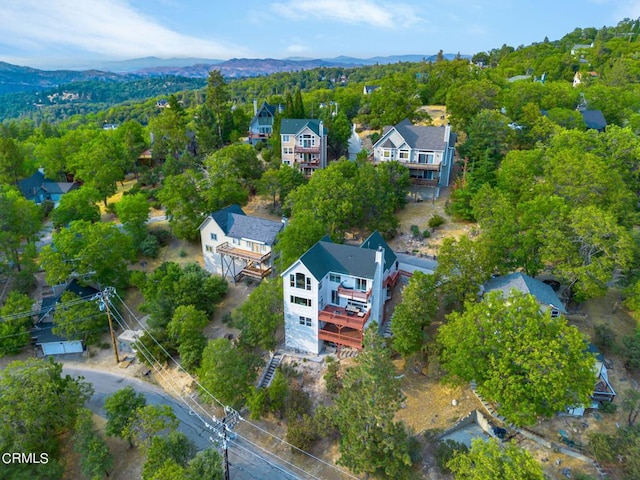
[[599, 401, 618, 414], [246, 386, 268, 420], [40, 199, 54, 218], [423, 229, 431, 238], [106, 202, 117, 215], [435, 439, 468, 473], [150, 227, 172, 247], [622, 328, 640, 370], [129, 270, 147, 289], [139, 234, 160, 258], [594, 324, 616, 352], [428, 214, 446, 229], [410, 225, 421, 238], [323, 359, 342, 395]]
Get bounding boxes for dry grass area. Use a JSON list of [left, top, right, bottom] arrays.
[[418, 105, 449, 126], [388, 188, 473, 257]]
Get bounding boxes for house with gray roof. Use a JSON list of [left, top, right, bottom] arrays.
[[481, 272, 567, 316], [282, 231, 400, 354], [371, 119, 457, 193], [17, 170, 79, 205], [248, 101, 281, 145], [199, 204, 284, 283], [280, 118, 328, 176]]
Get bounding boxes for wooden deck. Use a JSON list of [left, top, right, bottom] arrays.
[[318, 323, 364, 350], [216, 242, 271, 263], [318, 305, 369, 329], [337, 285, 371, 301]]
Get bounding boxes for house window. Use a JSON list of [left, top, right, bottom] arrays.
[[417, 152, 435, 164], [550, 307, 560, 318], [299, 134, 315, 148], [399, 150, 409, 160], [382, 149, 392, 159], [331, 290, 339, 304], [282, 135, 290, 142], [290, 296, 311, 307], [329, 273, 341, 283], [283, 147, 293, 155], [299, 316, 312, 326], [232, 238, 239, 245], [355, 278, 367, 291], [205, 245, 214, 253], [289, 274, 295, 287], [210, 233, 217, 241]]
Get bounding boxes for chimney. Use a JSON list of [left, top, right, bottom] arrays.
[[444, 124, 451, 143], [281, 216, 288, 228], [253, 98, 258, 116]]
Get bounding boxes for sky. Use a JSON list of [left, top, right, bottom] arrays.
[[0, 0, 639, 70]]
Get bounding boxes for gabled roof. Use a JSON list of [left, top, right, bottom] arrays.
[[483, 272, 567, 314], [580, 110, 607, 131], [281, 119, 324, 137], [37, 279, 99, 321], [360, 231, 397, 271], [42, 181, 77, 195], [298, 240, 378, 281], [17, 171, 45, 199], [204, 204, 283, 246], [256, 102, 276, 117], [376, 119, 456, 152]]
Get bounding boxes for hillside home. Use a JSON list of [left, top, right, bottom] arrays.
[[248, 101, 281, 145], [363, 85, 380, 95], [372, 119, 457, 191], [199, 204, 284, 283], [282, 231, 402, 355], [17, 169, 79, 206], [580, 109, 607, 132], [280, 119, 328, 176], [481, 272, 567, 317]]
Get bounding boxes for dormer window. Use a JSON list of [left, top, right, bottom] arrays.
[[550, 306, 560, 318]]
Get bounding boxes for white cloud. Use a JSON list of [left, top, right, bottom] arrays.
[[271, 0, 422, 29], [0, 0, 251, 61]]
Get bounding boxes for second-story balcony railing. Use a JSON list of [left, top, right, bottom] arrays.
[[318, 305, 370, 329], [294, 145, 321, 154], [337, 285, 372, 301], [216, 242, 271, 264]]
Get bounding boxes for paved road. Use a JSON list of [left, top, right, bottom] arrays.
[[62, 366, 300, 480]]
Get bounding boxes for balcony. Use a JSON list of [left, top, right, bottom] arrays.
[[318, 305, 369, 329], [318, 323, 364, 350], [407, 162, 441, 170], [384, 270, 400, 288], [234, 265, 272, 282], [294, 145, 321, 154], [337, 285, 371, 301], [216, 242, 271, 264], [299, 159, 320, 168]]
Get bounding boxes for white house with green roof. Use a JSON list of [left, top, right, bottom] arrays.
[[280, 118, 328, 176], [282, 231, 401, 354]]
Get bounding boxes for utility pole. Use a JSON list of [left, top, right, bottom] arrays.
[[93, 287, 119, 363], [206, 406, 240, 480]]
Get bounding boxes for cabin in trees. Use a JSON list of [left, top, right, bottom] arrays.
[[372, 119, 457, 191], [17, 169, 79, 206], [481, 272, 567, 317], [199, 204, 284, 283], [282, 231, 401, 355], [280, 119, 328, 176], [248, 101, 281, 145]]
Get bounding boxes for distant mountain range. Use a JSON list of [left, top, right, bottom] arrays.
[[0, 53, 467, 95]]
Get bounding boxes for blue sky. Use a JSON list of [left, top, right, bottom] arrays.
[[0, 0, 639, 69]]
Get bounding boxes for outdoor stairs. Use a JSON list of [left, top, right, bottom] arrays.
[[257, 352, 283, 389], [382, 320, 393, 338]]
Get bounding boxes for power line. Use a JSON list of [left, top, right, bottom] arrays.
[[109, 290, 354, 480]]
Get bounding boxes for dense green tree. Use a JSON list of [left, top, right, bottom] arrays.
[[51, 186, 101, 229], [126, 404, 178, 449], [201, 150, 252, 212], [167, 305, 209, 371], [335, 326, 413, 478], [0, 136, 28, 185], [232, 278, 283, 350], [391, 271, 440, 357], [448, 438, 544, 480], [116, 191, 150, 243], [113, 120, 147, 177], [0, 291, 35, 356], [73, 408, 113, 480], [39, 220, 135, 290], [143, 431, 196, 480], [141, 262, 227, 330], [148, 95, 190, 163], [204, 70, 231, 148], [104, 386, 146, 447], [185, 448, 224, 480], [435, 235, 496, 305], [367, 72, 421, 128], [158, 170, 206, 240], [439, 291, 595, 425], [275, 209, 326, 269], [446, 79, 500, 130], [0, 185, 42, 272], [198, 338, 262, 407], [53, 290, 108, 345], [0, 358, 93, 478]]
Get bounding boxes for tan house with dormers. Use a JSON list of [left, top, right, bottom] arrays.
[[280, 119, 328, 176]]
